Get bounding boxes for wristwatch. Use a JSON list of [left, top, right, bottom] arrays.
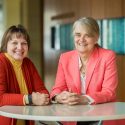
[[28, 94, 33, 105]]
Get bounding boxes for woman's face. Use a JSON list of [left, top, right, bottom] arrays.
[[7, 34, 28, 61], [74, 25, 98, 54]]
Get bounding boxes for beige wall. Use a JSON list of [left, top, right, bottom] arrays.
[[4, 0, 21, 28], [2, 0, 44, 78], [24, 0, 44, 78]]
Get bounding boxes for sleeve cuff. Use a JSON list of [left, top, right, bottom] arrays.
[[84, 95, 95, 104]]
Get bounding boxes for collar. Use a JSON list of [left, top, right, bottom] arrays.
[[5, 53, 22, 68]]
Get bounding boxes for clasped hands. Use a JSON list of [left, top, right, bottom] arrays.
[[55, 91, 90, 105], [30, 91, 90, 106], [32, 92, 50, 106]]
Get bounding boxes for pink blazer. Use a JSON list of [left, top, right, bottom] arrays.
[[51, 46, 118, 104]]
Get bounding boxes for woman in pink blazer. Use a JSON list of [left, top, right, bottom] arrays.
[[51, 17, 118, 125]]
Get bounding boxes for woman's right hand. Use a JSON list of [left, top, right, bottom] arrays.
[[55, 91, 78, 105], [55, 91, 70, 104], [32, 92, 50, 106]]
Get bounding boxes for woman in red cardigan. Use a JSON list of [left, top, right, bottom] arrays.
[[0, 25, 49, 125]]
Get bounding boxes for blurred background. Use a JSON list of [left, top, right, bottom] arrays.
[[0, 0, 125, 102]]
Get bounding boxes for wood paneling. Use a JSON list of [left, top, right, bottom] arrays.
[[91, 0, 105, 19], [49, 0, 77, 24], [116, 55, 125, 101], [104, 0, 122, 18], [122, 0, 125, 16], [77, 0, 92, 18], [92, 0, 123, 19]]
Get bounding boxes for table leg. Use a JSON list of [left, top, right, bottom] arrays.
[[98, 120, 103, 125]]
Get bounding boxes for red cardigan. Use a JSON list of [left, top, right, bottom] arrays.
[[0, 53, 49, 125]]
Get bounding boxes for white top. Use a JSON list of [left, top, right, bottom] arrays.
[[79, 57, 94, 104], [0, 102, 125, 121]]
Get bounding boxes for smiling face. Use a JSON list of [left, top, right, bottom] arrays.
[[74, 25, 98, 54], [73, 17, 99, 55], [7, 34, 28, 61]]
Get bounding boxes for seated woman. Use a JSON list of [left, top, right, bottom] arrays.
[[50, 17, 118, 125], [0, 25, 50, 125]]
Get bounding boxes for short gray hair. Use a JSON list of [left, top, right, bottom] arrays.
[[73, 17, 99, 37]]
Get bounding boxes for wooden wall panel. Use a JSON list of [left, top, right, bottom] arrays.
[[116, 55, 125, 101], [77, 0, 92, 18], [122, 0, 125, 16], [104, 0, 122, 18], [50, 0, 77, 25], [91, 0, 105, 19]]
